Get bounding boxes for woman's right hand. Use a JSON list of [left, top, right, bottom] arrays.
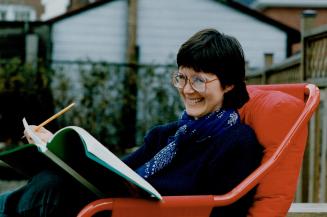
[[24, 126, 54, 144]]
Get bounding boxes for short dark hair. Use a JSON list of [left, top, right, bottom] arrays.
[[176, 28, 249, 109]]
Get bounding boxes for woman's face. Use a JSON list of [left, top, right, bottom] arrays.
[[177, 67, 233, 119]]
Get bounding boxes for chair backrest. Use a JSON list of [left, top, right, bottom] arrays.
[[238, 83, 319, 217], [78, 83, 320, 217]]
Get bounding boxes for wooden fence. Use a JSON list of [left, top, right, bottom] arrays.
[[304, 26, 327, 86], [246, 53, 301, 85], [247, 23, 327, 203]]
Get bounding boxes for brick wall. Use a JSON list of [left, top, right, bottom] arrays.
[[261, 8, 327, 31], [67, 0, 90, 11]]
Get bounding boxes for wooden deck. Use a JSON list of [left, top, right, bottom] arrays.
[[288, 203, 327, 217]]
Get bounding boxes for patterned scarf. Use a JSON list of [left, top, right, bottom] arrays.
[[135, 108, 240, 179]]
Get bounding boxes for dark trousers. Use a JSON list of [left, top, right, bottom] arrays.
[[0, 170, 98, 217]]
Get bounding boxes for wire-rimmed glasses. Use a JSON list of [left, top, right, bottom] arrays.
[[172, 72, 218, 93]]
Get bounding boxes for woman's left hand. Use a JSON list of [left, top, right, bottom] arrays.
[[24, 126, 54, 144]]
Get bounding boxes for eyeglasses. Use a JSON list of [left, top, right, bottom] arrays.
[[172, 72, 218, 93]]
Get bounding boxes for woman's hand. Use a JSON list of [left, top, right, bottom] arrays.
[[24, 126, 54, 144]]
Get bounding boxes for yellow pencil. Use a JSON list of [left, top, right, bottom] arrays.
[[22, 103, 75, 139], [34, 102, 75, 131]]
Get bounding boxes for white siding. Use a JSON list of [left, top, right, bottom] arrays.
[[51, 0, 289, 69], [137, 0, 286, 68], [51, 0, 127, 63]]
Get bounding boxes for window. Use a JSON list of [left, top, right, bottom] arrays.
[[14, 10, 30, 21]]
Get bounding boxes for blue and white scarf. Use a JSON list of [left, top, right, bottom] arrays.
[[135, 108, 240, 179]]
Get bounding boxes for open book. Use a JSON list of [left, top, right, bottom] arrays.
[[0, 118, 162, 200]]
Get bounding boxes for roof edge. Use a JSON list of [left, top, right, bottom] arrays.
[[217, 0, 300, 42], [252, 0, 327, 10]]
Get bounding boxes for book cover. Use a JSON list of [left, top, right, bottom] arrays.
[[0, 119, 162, 200]]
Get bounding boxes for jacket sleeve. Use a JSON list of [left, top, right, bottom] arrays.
[[122, 122, 178, 170]]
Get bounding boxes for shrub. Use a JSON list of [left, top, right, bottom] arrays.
[[0, 58, 54, 146]]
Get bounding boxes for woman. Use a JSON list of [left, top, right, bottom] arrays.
[[0, 28, 262, 217]]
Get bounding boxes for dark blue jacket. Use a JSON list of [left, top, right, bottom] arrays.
[[124, 121, 263, 217]]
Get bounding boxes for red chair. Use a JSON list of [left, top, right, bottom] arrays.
[[78, 83, 320, 217]]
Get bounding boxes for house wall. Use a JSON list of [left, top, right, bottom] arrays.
[[137, 0, 287, 68], [51, 0, 127, 63], [0, 4, 37, 21], [0, 0, 44, 20], [51, 0, 288, 69], [261, 8, 327, 31]]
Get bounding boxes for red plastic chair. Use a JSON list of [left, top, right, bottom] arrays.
[[77, 83, 320, 217]]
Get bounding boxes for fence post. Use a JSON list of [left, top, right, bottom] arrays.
[[298, 10, 317, 203], [262, 53, 273, 84], [301, 10, 316, 81]]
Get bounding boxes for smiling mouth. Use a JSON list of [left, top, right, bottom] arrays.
[[186, 98, 203, 105]]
